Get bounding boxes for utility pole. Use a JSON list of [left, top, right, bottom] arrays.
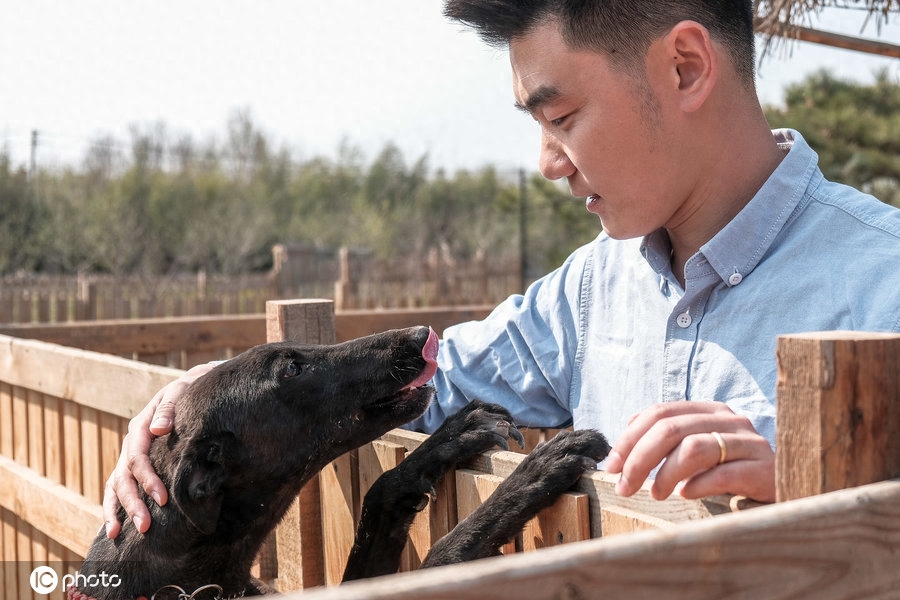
[[29, 130, 38, 182], [519, 168, 528, 292]]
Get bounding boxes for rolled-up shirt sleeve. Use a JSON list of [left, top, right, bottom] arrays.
[[406, 244, 591, 433]]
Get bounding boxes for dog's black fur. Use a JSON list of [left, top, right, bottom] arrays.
[[78, 326, 610, 599]]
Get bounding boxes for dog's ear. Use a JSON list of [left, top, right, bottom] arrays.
[[171, 432, 234, 535]]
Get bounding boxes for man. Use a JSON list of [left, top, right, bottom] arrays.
[[104, 0, 900, 539]]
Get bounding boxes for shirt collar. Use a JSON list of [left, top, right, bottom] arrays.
[[641, 129, 821, 286]]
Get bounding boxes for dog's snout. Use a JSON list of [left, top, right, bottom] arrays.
[[405, 326, 432, 347]]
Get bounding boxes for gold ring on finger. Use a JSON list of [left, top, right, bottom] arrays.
[[711, 431, 727, 465]]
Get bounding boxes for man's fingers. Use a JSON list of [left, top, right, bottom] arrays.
[[606, 401, 728, 474], [99, 367, 208, 539], [111, 453, 169, 535], [101, 476, 122, 539], [614, 412, 732, 496], [606, 399, 776, 502], [129, 452, 168, 507], [106, 469, 149, 536], [149, 395, 178, 435], [678, 451, 776, 503], [148, 364, 211, 434], [651, 431, 743, 500]]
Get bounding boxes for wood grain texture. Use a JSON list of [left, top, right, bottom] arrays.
[[0, 455, 101, 558], [288, 479, 900, 600], [776, 332, 900, 501]]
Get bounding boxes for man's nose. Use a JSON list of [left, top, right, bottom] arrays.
[[538, 130, 575, 181]]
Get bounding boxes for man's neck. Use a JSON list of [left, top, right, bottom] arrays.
[[667, 120, 786, 288]]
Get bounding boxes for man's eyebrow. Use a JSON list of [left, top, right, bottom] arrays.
[[514, 85, 562, 115]]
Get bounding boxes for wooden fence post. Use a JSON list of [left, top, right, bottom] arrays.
[[775, 331, 900, 503], [76, 276, 97, 321], [266, 299, 336, 591], [333, 246, 355, 311]]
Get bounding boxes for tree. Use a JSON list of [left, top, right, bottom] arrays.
[[0, 151, 43, 273], [765, 69, 900, 207]]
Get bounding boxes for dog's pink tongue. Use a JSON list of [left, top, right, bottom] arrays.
[[407, 327, 439, 388]]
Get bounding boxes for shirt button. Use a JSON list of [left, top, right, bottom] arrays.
[[676, 311, 692, 328], [728, 272, 743, 286]]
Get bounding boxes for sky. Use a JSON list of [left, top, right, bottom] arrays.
[[2, 1, 899, 174]]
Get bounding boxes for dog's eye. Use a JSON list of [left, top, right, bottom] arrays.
[[283, 362, 302, 378]]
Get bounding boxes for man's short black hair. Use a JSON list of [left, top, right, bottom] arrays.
[[444, 0, 756, 89]]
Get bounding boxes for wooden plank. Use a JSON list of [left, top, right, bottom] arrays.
[[79, 407, 102, 504], [274, 494, 306, 592], [0, 382, 13, 458], [521, 491, 591, 551], [334, 305, 493, 341], [31, 528, 48, 600], [406, 464, 456, 571], [0, 314, 266, 355], [27, 389, 45, 475], [182, 348, 225, 368], [0, 455, 102, 558], [16, 520, 31, 600], [455, 470, 591, 554], [367, 428, 457, 569], [380, 427, 736, 526], [99, 412, 125, 492], [0, 305, 498, 355], [267, 299, 336, 591], [0, 334, 183, 419], [2, 507, 19, 598], [755, 18, 900, 59], [379, 429, 430, 454], [62, 399, 82, 493], [12, 385, 28, 465], [455, 470, 517, 556], [464, 448, 730, 528], [357, 441, 414, 571], [600, 505, 675, 537], [776, 332, 900, 502], [288, 479, 900, 600], [320, 452, 359, 586], [267, 299, 335, 346], [358, 440, 406, 500], [42, 395, 64, 485]]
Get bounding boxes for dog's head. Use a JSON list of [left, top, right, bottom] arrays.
[[156, 326, 439, 535]]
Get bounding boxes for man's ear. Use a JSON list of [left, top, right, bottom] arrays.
[[171, 432, 235, 535], [658, 20, 717, 113]]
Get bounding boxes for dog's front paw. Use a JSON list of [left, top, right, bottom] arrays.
[[428, 399, 525, 464], [506, 429, 610, 502]]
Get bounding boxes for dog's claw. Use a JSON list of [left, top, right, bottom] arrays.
[[511, 426, 525, 449], [580, 456, 600, 471]]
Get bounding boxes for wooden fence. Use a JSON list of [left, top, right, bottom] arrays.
[[0, 246, 522, 324], [0, 305, 495, 369], [1, 300, 898, 600]]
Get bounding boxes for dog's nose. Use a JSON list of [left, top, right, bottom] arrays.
[[404, 327, 438, 388]]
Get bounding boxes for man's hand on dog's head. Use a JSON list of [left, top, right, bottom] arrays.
[[103, 363, 215, 539]]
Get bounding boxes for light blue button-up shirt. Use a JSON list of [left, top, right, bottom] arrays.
[[409, 130, 900, 449]]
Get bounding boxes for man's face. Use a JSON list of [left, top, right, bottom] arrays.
[[510, 22, 685, 239]]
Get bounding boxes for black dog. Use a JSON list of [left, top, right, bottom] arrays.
[[77, 326, 609, 599]]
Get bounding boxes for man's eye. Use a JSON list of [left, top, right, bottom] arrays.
[[283, 362, 303, 378], [551, 115, 569, 128]]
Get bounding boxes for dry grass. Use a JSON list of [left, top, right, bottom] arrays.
[[755, 0, 899, 37]]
